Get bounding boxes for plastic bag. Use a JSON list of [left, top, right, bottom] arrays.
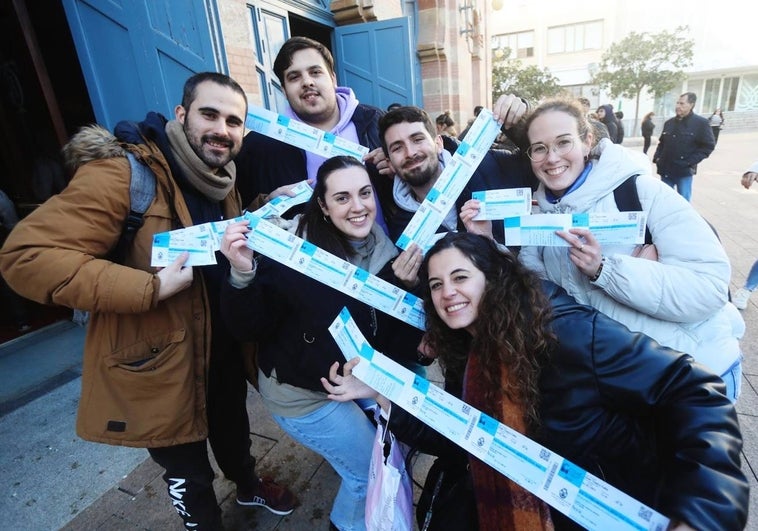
[[365, 409, 413, 531]]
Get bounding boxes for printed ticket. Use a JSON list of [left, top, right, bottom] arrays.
[[245, 105, 369, 161], [395, 109, 503, 253], [329, 308, 670, 531], [472, 187, 532, 220], [242, 212, 425, 329], [252, 180, 313, 219], [151, 224, 217, 266], [147, 209, 425, 328], [504, 212, 647, 247], [150, 182, 312, 268]]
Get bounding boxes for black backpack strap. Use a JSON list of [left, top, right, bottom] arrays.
[[613, 174, 652, 244], [110, 152, 156, 262]]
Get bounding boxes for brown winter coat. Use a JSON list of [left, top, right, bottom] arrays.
[[0, 125, 240, 447]]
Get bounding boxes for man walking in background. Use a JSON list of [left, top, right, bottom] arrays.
[[653, 92, 715, 201]]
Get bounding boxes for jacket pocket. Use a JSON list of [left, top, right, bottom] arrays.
[[107, 328, 186, 371]]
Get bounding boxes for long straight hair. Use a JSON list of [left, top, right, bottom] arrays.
[[296, 156, 370, 260]]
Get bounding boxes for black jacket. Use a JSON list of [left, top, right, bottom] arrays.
[[641, 118, 655, 137], [385, 148, 537, 244], [220, 255, 423, 392], [234, 103, 392, 218], [653, 112, 715, 177], [388, 281, 748, 531], [597, 104, 621, 144]]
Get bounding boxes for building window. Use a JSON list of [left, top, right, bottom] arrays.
[[492, 30, 534, 59], [701, 76, 740, 112], [547, 20, 603, 54]]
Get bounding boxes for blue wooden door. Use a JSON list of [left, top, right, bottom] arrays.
[[249, 3, 290, 112], [334, 17, 417, 109], [62, 0, 221, 130]]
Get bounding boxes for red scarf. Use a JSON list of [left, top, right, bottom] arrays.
[[463, 351, 554, 530]]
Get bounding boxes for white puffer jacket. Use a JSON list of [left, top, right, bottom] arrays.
[[520, 139, 743, 375]]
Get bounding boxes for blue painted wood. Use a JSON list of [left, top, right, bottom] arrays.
[[249, 4, 290, 112], [62, 0, 219, 129], [334, 17, 417, 110]]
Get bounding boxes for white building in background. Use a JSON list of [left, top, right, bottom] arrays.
[[486, 0, 758, 133]]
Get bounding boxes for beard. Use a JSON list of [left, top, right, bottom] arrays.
[[183, 120, 237, 169], [398, 156, 438, 188]]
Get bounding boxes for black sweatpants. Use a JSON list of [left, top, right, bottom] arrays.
[[148, 338, 257, 530]]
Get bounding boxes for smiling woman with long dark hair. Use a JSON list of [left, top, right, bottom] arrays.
[[219, 156, 425, 531], [323, 232, 748, 531]]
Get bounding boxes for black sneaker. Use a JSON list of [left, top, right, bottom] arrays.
[[236, 477, 296, 515]]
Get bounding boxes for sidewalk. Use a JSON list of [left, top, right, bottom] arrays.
[[1, 131, 756, 530]]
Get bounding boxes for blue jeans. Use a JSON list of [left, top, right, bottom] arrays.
[[744, 260, 758, 291], [721, 356, 743, 403], [273, 400, 374, 531], [661, 174, 693, 201]]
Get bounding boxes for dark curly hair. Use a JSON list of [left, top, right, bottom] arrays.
[[419, 233, 555, 431]]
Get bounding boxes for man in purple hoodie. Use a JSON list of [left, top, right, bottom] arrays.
[[235, 36, 393, 233]]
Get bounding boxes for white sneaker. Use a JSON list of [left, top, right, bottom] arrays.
[[732, 288, 752, 310]]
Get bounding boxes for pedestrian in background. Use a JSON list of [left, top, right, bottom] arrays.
[[641, 111, 655, 154], [653, 92, 715, 201], [596, 104, 622, 144], [435, 110, 458, 139], [732, 160, 758, 310], [708, 108, 725, 145], [614, 110, 625, 144], [457, 105, 483, 141]]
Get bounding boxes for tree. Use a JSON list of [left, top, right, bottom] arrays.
[[491, 48, 562, 104], [591, 26, 694, 133]]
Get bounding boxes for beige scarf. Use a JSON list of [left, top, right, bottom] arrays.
[[165, 119, 236, 201]]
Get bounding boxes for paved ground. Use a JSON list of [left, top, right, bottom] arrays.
[[1, 131, 757, 530]]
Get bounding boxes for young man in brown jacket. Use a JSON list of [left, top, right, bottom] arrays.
[[0, 72, 294, 530]]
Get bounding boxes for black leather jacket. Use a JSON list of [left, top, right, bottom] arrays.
[[388, 281, 748, 530]]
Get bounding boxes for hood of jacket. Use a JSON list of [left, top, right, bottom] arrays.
[[598, 104, 615, 126], [61, 124, 126, 174]]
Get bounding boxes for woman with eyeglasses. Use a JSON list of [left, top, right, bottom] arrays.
[[461, 98, 743, 402]]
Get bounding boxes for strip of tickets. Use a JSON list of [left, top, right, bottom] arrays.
[[395, 108, 503, 253], [328, 308, 670, 531], [241, 212, 425, 329], [504, 212, 647, 247], [245, 105, 369, 161], [151, 180, 313, 267]]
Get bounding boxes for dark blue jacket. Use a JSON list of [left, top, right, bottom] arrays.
[[387, 281, 748, 530], [220, 256, 423, 392], [653, 112, 715, 177], [234, 103, 392, 219]]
